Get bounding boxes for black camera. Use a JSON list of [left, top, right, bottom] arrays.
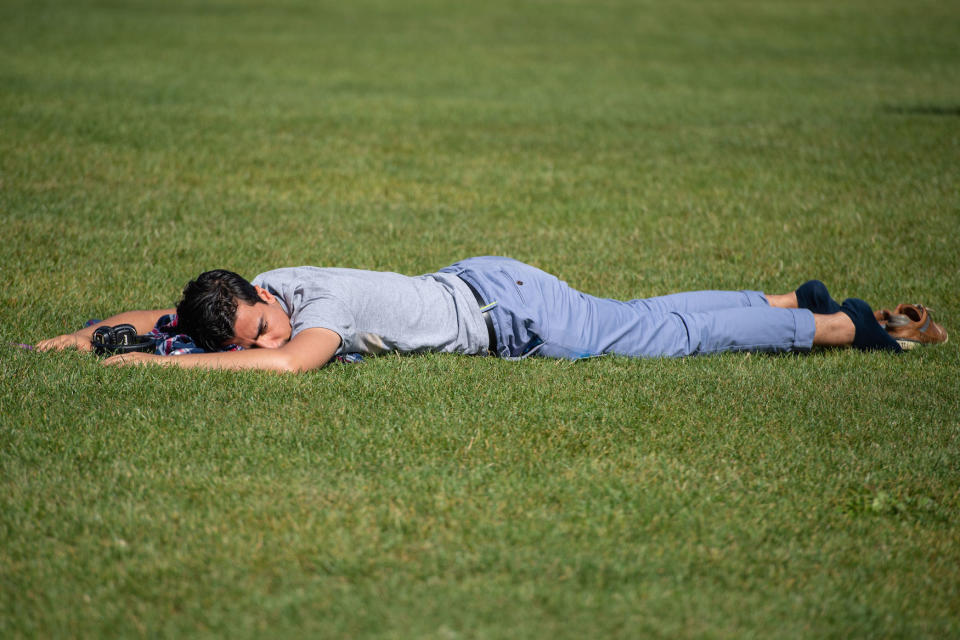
[[91, 324, 157, 355]]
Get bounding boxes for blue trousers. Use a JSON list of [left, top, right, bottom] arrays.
[[439, 256, 816, 359]]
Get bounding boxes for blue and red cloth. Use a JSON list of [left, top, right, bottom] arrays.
[[149, 314, 241, 356]]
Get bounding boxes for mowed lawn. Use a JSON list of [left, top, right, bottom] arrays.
[[1, 0, 959, 637]]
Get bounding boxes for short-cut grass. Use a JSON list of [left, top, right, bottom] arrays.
[[2, 0, 958, 637]]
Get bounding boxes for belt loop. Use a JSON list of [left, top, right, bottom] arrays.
[[458, 276, 498, 356]]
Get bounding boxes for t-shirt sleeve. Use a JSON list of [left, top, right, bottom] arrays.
[[253, 270, 354, 349], [289, 292, 354, 344]]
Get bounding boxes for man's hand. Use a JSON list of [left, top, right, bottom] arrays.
[[102, 352, 161, 367], [98, 328, 341, 373], [35, 332, 94, 352], [35, 309, 175, 354]]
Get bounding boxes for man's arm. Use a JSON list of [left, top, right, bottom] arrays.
[[102, 327, 341, 373], [35, 309, 177, 352]]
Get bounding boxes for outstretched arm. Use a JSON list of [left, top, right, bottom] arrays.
[[35, 309, 177, 352], [102, 327, 341, 373]]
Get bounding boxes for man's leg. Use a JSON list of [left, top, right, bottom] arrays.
[[529, 282, 897, 358], [625, 289, 770, 314], [776, 284, 901, 352], [575, 304, 817, 358], [441, 257, 897, 358], [635, 279, 844, 315], [542, 299, 898, 358], [520, 278, 818, 358]]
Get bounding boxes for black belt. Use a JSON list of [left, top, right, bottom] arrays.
[[459, 277, 497, 355]]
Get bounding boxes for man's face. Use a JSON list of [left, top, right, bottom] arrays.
[[225, 286, 293, 349]]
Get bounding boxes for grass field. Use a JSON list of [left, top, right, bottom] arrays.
[[2, 0, 959, 637]]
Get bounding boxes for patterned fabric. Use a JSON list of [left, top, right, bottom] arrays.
[[148, 314, 237, 356], [86, 316, 363, 363]]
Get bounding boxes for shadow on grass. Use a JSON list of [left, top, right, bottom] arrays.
[[881, 104, 960, 117]]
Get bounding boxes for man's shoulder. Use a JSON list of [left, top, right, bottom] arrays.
[[254, 266, 418, 285], [252, 267, 409, 300], [252, 266, 324, 286]]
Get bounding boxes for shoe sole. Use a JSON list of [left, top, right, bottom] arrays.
[[895, 334, 949, 350]]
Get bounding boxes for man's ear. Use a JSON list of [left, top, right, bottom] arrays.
[[254, 286, 276, 304]]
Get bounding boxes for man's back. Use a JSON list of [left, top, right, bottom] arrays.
[[252, 267, 490, 356]]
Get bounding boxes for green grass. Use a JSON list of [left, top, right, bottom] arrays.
[[2, 0, 959, 637]]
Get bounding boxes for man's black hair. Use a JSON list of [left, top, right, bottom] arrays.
[[176, 269, 262, 352]]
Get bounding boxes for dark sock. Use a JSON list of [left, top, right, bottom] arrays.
[[795, 280, 841, 314], [840, 298, 902, 353]]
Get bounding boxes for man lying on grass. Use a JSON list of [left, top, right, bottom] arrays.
[[36, 256, 947, 372]]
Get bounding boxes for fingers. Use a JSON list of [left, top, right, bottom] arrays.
[[34, 333, 93, 352], [102, 353, 140, 366], [34, 337, 57, 351], [102, 353, 125, 366], [102, 352, 158, 367], [35, 334, 76, 351]]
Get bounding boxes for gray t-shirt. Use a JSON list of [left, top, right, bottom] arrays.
[[251, 267, 489, 356]]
